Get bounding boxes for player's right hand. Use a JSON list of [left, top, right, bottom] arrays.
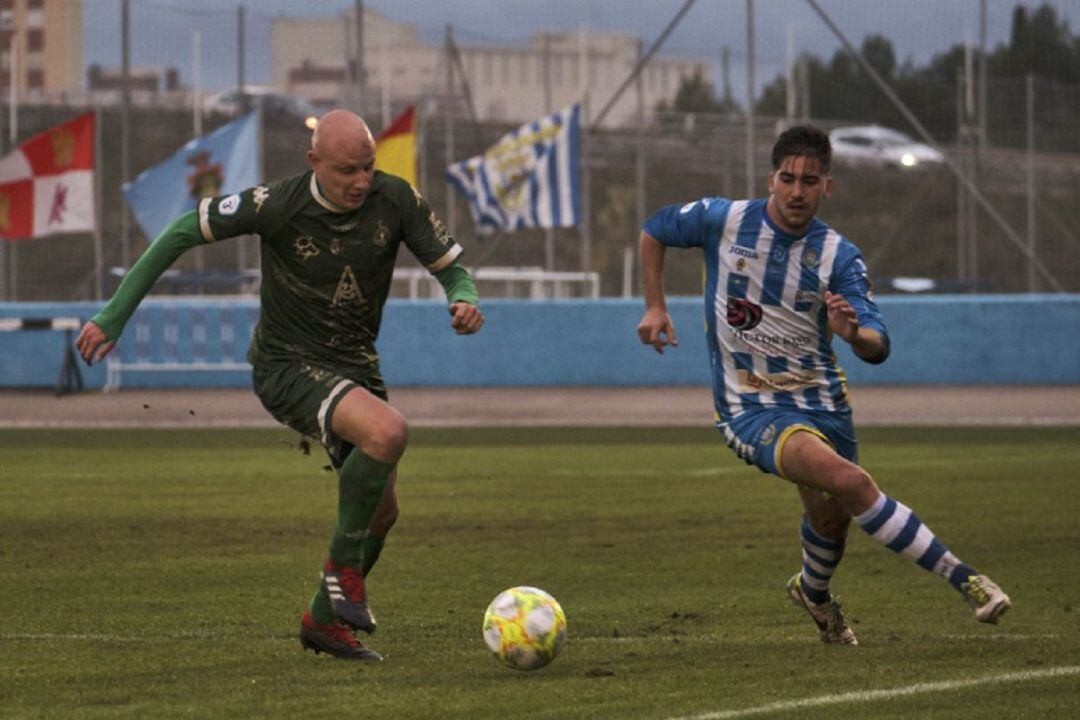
[[74, 321, 115, 366], [637, 308, 678, 354]]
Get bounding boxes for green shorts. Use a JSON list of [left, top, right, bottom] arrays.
[[252, 360, 387, 467]]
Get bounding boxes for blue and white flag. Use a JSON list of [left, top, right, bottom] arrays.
[[445, 104, 581, 233], [123, 112, 259, 241]]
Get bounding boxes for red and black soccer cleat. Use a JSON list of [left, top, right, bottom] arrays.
[[299, 611, 382, 662], [321, 560, 377, 634]]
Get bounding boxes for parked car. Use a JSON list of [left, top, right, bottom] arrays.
[[206, 87, 320, 129], [828, 125, 945, 170]]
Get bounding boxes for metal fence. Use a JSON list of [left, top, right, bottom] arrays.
[[1, 73, 1078, 301]]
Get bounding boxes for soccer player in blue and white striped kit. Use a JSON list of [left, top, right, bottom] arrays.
[[636, 125, 1009, 644]]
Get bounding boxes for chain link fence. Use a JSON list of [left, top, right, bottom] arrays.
[[2, 70, 1078, 301]]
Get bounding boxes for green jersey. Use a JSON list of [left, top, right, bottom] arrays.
[[197, 170, 462, 380]]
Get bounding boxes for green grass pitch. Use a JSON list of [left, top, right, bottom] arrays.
[[1, 425, 1078, 718]]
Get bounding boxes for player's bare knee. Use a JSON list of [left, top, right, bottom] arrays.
[[835, 465, 877, 506], [367, 412, 409, 462]]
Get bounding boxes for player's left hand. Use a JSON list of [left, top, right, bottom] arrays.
[[825, 291, 859, 342], [449, 302, 484, 335]]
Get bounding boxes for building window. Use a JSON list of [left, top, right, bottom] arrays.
[[28, 0, 44, 8], [27, 68, 43, 88], [26, 28, 43, 52]]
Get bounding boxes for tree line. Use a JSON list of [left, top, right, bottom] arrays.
[[668, 4, 1080, 151]]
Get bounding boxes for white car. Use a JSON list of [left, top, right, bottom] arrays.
[[828, 125, 945, 170], [206, 87, 321, 129]]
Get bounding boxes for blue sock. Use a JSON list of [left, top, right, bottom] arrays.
[[855, 493, 977, 592], [799, 516, 846, 605]]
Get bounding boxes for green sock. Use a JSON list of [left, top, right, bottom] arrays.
[[360, 536, 386, 577], [329, 450, 394, 566], [308, 450, 394, 624]]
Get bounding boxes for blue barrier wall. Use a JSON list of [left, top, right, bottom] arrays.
[[2, 295, 1078, 388]]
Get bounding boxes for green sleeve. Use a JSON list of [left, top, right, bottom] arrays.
[[433, 261, 479, 307], [91, 211, 205, 340]]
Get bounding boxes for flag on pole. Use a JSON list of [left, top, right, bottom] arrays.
[[445, 104, 581, 233], [374, 105, 417, 188], [0, 112, 95, 240], [123, 112, 259, 241]]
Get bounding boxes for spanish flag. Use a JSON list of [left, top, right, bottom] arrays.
[[374, 105, 417, 188]]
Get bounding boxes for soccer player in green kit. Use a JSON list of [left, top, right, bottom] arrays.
[[75, 110, 485, 662]]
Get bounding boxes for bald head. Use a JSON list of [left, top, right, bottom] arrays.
[[308, 109, 377, 210], [311, 109, 374, 153]]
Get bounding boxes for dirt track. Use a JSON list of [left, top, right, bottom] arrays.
[[2, 385, 1078, 428]]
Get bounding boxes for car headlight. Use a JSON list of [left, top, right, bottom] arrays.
[[900, 153, 918, 167]]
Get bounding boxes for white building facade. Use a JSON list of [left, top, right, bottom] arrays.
[[272, 7, 710, 129]]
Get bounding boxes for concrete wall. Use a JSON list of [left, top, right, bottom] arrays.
[[2, 295, 1078, 389]]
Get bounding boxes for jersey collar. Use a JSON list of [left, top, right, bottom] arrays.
[[308, 172, 383, 214]]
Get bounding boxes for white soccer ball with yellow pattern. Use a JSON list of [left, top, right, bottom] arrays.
[[482, 586, 567, 671]]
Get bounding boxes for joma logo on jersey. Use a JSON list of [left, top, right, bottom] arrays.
[[728, 246, 759, 260]]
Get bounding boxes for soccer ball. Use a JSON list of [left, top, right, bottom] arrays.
[[482, 586, 567, 671]]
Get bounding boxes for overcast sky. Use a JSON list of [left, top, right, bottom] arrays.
[[82, 0, 1080, 100]]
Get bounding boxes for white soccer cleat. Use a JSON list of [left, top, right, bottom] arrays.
[[786, 572, 858, 645], [961, 574, 1011, 624]]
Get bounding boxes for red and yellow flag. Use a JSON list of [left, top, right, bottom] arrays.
[[374, 106, 417, 188], [0, 112, 95, 240]]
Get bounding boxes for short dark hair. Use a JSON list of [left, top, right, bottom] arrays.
[[771, 125, 831, 173]]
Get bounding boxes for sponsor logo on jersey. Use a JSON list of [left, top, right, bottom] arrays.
[[372, 220, 391, 248], [330, 238, 342, 255], [331, 266, 364, 307], [253, 185, 269, 213], [759, 423, 777, 445], [770, 244, 788, 263], [795, 289, 819, 306], [726, 297, 763, 331], [218, 194, 241, 215], [293, 235, 320, 261], [733, 329, 814, 350], [729, 246, 759, 260], [330, 221, 359, 233], [736, 258, 747, 272], [738, 369, 817, 392]]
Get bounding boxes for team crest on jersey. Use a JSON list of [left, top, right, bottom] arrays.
[[332, 266, 364, 307], [802, 250, 820, 269], [372, 220, 391, 248], [253, 185, 269, 213], [294, 235, 320, 261], [760, 423, 777, 445]]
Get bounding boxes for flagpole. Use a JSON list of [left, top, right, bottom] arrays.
[[578, 28, 591, 275], [6, 32, 17, 300], [93, 104, 105, 301], [444, 24, 456, 241]]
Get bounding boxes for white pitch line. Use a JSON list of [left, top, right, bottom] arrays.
[[664, 666, 1080, 720]]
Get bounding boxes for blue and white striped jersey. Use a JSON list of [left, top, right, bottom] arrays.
[[643, 197, 888, 423]]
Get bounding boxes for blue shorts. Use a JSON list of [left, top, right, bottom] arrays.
[[717, 408, 858, 479]]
